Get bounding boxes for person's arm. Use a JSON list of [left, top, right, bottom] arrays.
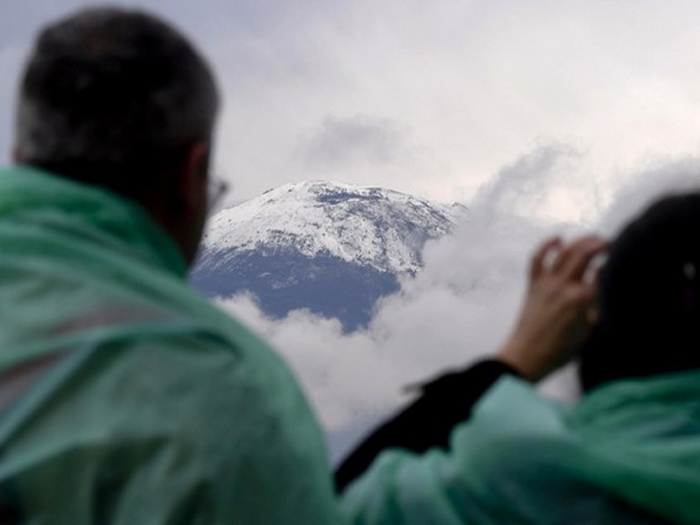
[[337, 235, 607, 494], [335, 359, 521, 492]]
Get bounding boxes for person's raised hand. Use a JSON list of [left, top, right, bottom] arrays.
[[497, 235, 608, 382]]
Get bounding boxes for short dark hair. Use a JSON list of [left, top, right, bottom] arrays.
[[579, 193, 700, 391], [15, 6, 219, 200]]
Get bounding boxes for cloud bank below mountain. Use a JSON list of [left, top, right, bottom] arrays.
[[217, 147, 700, 454]]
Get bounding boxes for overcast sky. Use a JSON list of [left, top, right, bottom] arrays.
[[3, 1, 700, 211]]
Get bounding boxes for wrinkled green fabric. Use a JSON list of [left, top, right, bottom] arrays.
[[343, 370, 700, 524], [0, 165, 346, 525]]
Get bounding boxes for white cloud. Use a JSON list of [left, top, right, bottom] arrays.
[[298, 115, 408, 172], [598, 156, 700, 235], [217, 146, 700, 463], [215, 145, 590, 431], [3, 1, 700, 206], [205, 0, 700, 205]]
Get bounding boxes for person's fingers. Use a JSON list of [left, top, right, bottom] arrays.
[[585, 250, 607, 285], [530, 237, 561, 279], [565, 237, 608, 281], [550, 235, 596, 273], [553, 236, 607, 279]]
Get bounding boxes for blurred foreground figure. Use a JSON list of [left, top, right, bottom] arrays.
[[340, 194, 700, 524], [2, 7, 343, 524]]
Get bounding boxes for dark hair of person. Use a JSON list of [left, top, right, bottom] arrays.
[[579, 193, 700, 391], [15, 6, 219, 204]]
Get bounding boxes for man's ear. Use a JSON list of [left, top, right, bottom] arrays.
[[177, 140, 209, 219], [12, 146, 23, 164]]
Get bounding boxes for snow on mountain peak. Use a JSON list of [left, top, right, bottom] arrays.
[[203, 180, 465, 274]]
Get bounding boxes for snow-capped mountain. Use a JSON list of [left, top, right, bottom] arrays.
[[190, 181, 465, 331]]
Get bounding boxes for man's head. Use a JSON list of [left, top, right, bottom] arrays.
[[579, 193, 700, 391], [15, 7, 220, 264]]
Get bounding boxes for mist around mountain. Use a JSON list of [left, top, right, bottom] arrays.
[[195, 149, 700, 463], [191, 180, 466, 332]]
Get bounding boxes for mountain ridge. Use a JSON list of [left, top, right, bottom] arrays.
[[202, 180, 465, 274], [191, 180, 465, 331]]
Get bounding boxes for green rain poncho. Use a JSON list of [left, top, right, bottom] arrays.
[[0, 165, 345, 524], [343, 371, 700, 524]]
